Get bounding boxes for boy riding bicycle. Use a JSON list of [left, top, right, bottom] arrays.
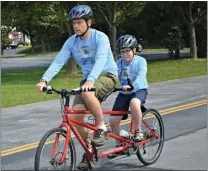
[[109, 34, 148, 157]]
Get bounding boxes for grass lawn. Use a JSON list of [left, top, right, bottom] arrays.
[[16, 47, 190, 57], [16, 46, 59, 57], [1, 58, 207, 108], [143, 48, 189, 52]]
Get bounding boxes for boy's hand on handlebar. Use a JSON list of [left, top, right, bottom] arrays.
[[123, 85, 131, 92], [82, 80, 94, 91], [36, 82, 47, 92]]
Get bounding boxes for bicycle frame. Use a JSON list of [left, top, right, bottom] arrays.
[[53, 105, 157, 163]]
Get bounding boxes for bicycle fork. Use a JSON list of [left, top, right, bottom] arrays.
[[51, 122, 71, 164]]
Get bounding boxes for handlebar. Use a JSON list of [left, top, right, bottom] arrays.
[[42, 78, 134, 96], [42, 86, 96, 96]]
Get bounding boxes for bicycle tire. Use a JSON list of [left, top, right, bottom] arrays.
[[34, 128, 76, 171], [136, 108, 164, 165]]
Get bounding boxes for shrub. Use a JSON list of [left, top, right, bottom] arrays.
[[18, 40, 25, 46], [161, 26, 184, 58], [1, 37, 12, 48], [25, 42, 30, 46]]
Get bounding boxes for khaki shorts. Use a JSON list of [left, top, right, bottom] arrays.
[[73, 72, 120, 106]]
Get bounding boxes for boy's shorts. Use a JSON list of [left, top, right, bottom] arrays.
[[73, 72, 120, 106], [110, 89, 148, 120]]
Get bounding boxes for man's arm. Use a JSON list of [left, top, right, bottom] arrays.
[[132, 58, 147, 91], [41, 38, 73, 83], [87, 34, 110, 83]]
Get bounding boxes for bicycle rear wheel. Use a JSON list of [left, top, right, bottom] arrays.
[[34, 128, 76, 170], [136, 108, 164, 165]]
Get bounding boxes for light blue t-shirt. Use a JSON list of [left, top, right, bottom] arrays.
[[42, 28, 118, 83], [117, 55, 148, 94]]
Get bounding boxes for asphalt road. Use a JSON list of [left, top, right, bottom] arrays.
[[1, 75, 207, 170], [1, 51, 189, 71]]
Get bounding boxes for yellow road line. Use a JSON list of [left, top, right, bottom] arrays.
[[1, 100, 207, 157]]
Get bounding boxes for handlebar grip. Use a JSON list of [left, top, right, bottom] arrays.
[[81, 88, 96, 92], [42, 87, 47, 92], [127, 88, 133, 91], [127, 78, 134, 90]]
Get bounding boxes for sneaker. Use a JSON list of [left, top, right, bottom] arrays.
[[91, 129, 108, 147], [134, 129, 144, 142], [77, 153, 90, 170], [108, 144, 128, 159]]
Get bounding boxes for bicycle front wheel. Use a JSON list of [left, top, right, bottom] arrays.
[[136, 108, 164, 165], [34, 128, 76, 171]]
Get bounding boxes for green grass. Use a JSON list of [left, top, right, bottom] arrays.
[[143, 48, 190, 52], [1, 58, 206, 108], [16, 46, 59, 57], [17, 46, 189, 57]]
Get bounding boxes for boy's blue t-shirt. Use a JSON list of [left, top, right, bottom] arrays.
[[42, 28, 118, 83], [117, 55, 148, 94]]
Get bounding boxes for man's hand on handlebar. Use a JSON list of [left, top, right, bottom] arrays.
[[36, 82, 47, 92], [81, 80, 94, 92]]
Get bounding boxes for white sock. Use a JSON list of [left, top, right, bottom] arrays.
[[98, 124, 107, 131]]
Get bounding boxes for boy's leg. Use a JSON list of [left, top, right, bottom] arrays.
[[129, 89, 148, 141], [109, 115, 123, 145], [109, 93, 130, 145], [130, 98, 142, 130]]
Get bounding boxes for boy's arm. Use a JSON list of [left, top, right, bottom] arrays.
[[132, 58, 147, 91]]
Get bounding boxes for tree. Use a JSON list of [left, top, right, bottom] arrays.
[[1, 26, 12, 54], [177, 1, 207, 59], [196, 14, 207, 58], [95, 2, 118, 58], [60, 1, 79, 76], [92, 1, 145, 60], [1, 1, 67, 52]]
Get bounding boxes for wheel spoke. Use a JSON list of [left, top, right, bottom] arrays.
[[35, 128, 75, 171], [137, 109, 164, 165]]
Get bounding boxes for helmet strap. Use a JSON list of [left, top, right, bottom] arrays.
[[131, 48, 135, 57]]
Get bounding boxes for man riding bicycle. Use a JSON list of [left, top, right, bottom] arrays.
[[36, 4, 119, 170]]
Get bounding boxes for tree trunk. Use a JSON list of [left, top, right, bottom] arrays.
[[111, 2, 118, 60], [189, 24, 197, 59], [27, 24, 35, 52], [29, 35, 35, 52], [67, 57, 78, 75], [64, 21, 73, 35], [64, 21, 78, 75], [47, 43, 51, 52], [174, 47, 180, 58], [40, 32, 46, 53], [112, 25, 117, 60]]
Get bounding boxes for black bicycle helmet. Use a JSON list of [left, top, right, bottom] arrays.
[[116, 35, 138, 50], [69, 5, 93, 20]]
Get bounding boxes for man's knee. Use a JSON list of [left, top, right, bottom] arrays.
[[71, 104, 87, 120]]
